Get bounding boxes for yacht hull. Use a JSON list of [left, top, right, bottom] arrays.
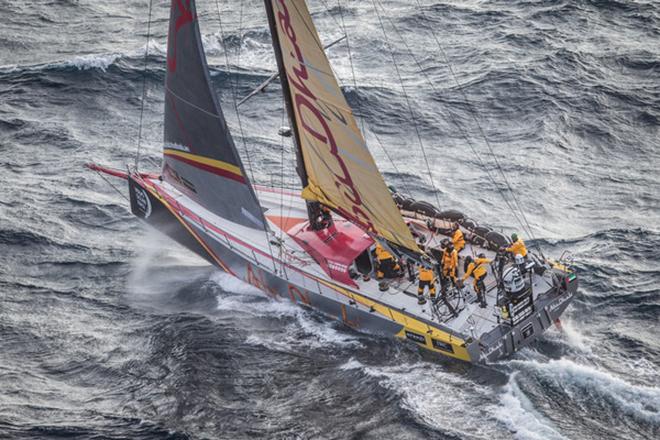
[[128, 174, 576, 364]]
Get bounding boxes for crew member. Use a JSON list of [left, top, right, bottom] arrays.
[[504, 233, 527, 258], [452, 223, 465, 253], [462, 253, 492, 308], [417, 264, 436, 305], [375, 243, 400, 279], [440, 240, 458, 294]]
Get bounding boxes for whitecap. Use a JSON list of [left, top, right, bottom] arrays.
[[64, 53, 122, 72], [495, 372, 569, 440], [349, 362, 512, 439], [511, 358, 660, 425]]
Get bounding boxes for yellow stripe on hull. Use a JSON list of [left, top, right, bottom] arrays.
[[314, 277, 472, 362]]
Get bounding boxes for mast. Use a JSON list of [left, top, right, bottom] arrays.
[[263, 0, 419, 252], [263, 0, 321, 226]]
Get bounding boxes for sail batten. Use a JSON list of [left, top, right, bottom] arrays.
[[163, 0, 266, 230], [266, 0, 419, 252]]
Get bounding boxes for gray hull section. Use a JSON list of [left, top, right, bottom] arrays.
[[480, 286, 576, 362]]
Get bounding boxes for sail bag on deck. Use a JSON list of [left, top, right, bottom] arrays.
[[163, 0, 266, 229], [266, 0, 419, 252]]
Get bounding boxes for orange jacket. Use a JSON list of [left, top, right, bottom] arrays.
[[375, 244, 394, 261], [506, 239, 528, 257], [452, 228, 465, 250], [418, 266, 435, 282], [463, 257, 492, 281], [441, 248, 458, 278]]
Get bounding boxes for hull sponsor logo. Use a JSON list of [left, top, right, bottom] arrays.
[[134, 186, 152, 219], [288, 285, 310, 306], [246, 264, 279, 299], [405, 330, 426, 345], [548, 292, 573, 314], [431, 338, 454, 353]]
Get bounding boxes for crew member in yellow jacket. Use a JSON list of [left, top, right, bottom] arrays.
[[462, 254, 492, 308], [504, 233, 527, 258], [440, 241, 458, 294], [374, 243, 400, 279], [417, 265, 435, 305], [451, 223, 465, 253]]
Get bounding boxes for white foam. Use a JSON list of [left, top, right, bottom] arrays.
[[209, 271, 363, 350], [532, 315, 594, 359], [511, 358, 660, 425], [143, 38, 166, 56], [242, 307, 363, 351], [339, 357, 364, 371], [127, 230, 209, 296], [209, 271, 261, 296], [347, 361, 513, 439], [294, 310, 363, 349], [203, 33, 275, 73], [496, 373, 569, 440], [64, 53, 122, 72], [558, 317, 593, 355]]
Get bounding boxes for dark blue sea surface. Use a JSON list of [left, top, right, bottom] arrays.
[[1, 1, 659, 439]]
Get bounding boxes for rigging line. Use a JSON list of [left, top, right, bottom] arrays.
[[372, 0, 527, 231], [369, 128, 413, 196], [165, 85, 223, 118], [279, 99, 286, 246], [232, 0, 258, 185], [287, 0, 348, 88], [332, 0, 363, 136], [215, 0, 277, 265], [134, 0, 154, 172], [93, 168, 130, 203], [232, 1, 275, 265], [369, 0, 441, 210], [334, 0, 411, 198], [214, 0, 256, 183], [413, 0, 537, 242]]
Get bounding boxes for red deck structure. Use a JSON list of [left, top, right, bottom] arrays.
[[288, 220, 373, 287]]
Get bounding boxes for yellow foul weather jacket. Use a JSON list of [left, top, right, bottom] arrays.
[[418, 266, 435, 282], [506, 239, 528, 257], [441, 249, 458, 280], [452, 228, 465, 252], [463, 257, 492, 282]]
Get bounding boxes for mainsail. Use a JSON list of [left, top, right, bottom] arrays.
[[264, 0, 419, 252], [163, 0, 266, 229]]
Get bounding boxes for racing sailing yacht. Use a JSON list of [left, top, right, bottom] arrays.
[[89, 0, 577, 363]]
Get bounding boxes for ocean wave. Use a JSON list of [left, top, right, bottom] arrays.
[[0, 35, 271, 79], [339, 359, 517, 439], [0, 228, 57, 247], [510, 358, 660, 426], [496, 373, 569, 440]]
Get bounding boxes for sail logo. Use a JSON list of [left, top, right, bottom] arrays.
[[274, 0, 375, 234]]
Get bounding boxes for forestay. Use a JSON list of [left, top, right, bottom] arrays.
[[163, 0, 266, 229], [266, 0, 420, 252]]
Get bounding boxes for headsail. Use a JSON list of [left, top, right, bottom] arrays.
[[264, 0, 419, 252], [163, 0, 266, 229]]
